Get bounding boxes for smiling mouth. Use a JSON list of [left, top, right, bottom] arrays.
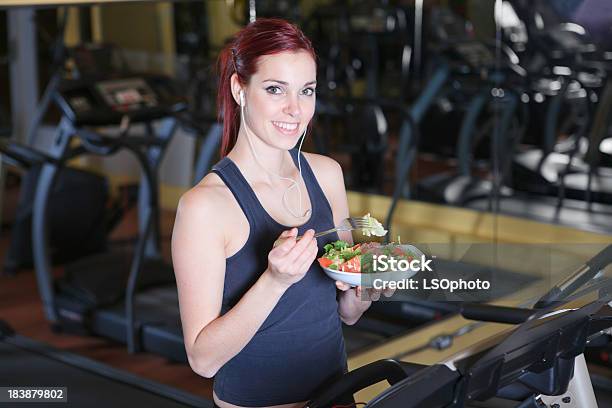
[[272, 121, 300, 135]]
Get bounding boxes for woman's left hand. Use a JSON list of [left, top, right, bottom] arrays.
[[335, 281, 395, 302], [335, 281, 395, 324]]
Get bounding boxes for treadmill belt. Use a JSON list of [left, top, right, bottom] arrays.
[[0, 335, 211, 407]]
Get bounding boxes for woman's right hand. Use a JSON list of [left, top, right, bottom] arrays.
[[266, 228, 318, 289]]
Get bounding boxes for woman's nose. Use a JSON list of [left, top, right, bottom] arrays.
[[283, 95, 301, 117]]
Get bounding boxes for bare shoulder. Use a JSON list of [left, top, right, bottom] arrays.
[[302, 152, 343, 183], [175, 172, 233, 224], [302, 152, 347, 212]]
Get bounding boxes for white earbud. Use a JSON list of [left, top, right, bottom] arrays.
[[239, 90, 245, 107]]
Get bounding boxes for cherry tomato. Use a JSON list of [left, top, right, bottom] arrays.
[[341, 256, 361, 273], [318, 257, 333, 268]]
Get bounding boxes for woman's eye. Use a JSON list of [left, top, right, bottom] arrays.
[[266, 86, 283, 95], [302, 87, 315, 96]]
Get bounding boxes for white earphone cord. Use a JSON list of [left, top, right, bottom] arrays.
[[240, 96, 311, 219]]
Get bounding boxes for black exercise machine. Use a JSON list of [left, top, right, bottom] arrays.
[[23, 74, 189, 362], [0, 139, 112, 275], [303, 1, 412, 101], [386, 7, 524, 233], [415, 7, 527, 209], [0, 71, 191, 360], [307, 244, 612, 407], [505, 0, 612, 206], [387, 4, 612, 236], [2, 40, 185, 275]]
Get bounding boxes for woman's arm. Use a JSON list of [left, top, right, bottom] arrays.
[[172, 184, 318, 378], [305, 154, 373, 325]]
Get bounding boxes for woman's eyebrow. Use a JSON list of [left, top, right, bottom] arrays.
[[262, 79, 317, 86]]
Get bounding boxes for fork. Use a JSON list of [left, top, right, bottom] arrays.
[[273, 217, 370, 247]]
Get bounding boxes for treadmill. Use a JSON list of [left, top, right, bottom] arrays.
[[308, 244, 612, 407], [310, 299, 612, 407], [381, 8, 524, 220], [14, 74, 191, 362], [402, 6, 612, 235], [504, 0, 612, 205], [0, 320, 212, 407], [465, 4, 612, 233]]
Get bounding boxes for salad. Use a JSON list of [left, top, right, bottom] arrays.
[[317, 240, 363, 272], [318, 240, 418, 273], [361, 213, 387, 237]]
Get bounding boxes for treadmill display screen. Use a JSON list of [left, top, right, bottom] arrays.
[[96, 78, 159, 112], [114, 89, 142, 105]]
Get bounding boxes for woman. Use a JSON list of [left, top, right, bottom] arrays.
[[172, 18, 386, 408]]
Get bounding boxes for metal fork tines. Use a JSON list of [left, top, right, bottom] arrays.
[[313, 217, 368, 238], [272, 217, 369, 247]]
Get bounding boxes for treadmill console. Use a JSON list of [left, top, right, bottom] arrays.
[[57, 75, 186, 126], [95, 78, 159, 112]]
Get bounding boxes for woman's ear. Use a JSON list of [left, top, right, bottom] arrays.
[[230, 73, 243, 106]]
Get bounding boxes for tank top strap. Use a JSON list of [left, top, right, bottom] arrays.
[[289, 149, 334, 215], [211, 157, 262, 230]]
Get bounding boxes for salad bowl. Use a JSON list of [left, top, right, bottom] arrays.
[[318, 241, 425, 287]]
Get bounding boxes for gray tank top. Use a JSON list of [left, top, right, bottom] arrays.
[[211, 149, 347, 406]]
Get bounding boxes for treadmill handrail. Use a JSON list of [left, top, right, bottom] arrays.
[[305, 360, 427, 408], [535, 244, 612, 309], [460, 303, 536, 324], [125, 203, 153, 354], [0, 140, 59, 168]]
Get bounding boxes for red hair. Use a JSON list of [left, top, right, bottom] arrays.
[[216, 18, 317, 157]]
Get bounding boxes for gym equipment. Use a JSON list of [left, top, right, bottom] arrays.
[[312, 96, 390, 192], [0, 320, 212, 407], [1, 154, 111, 275], [343, 3, 412, 100], [308, 244, 612, 407], [386, 7, 513, 234], [310, 302, 612, 407], [1, 74, 191, 362], [389, 4, 612, 236], [302, 3, 353, 98], [304, 2, 414, 191], [176, 56, 223, 185], [504, 0, 612, 206], [305, 1, 413, 100], [1, 42, 146, 276], [415, 10, 527, 208], [451, 1, 612, 233]]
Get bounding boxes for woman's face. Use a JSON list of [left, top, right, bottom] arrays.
[[241, 50, 317, 151]]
